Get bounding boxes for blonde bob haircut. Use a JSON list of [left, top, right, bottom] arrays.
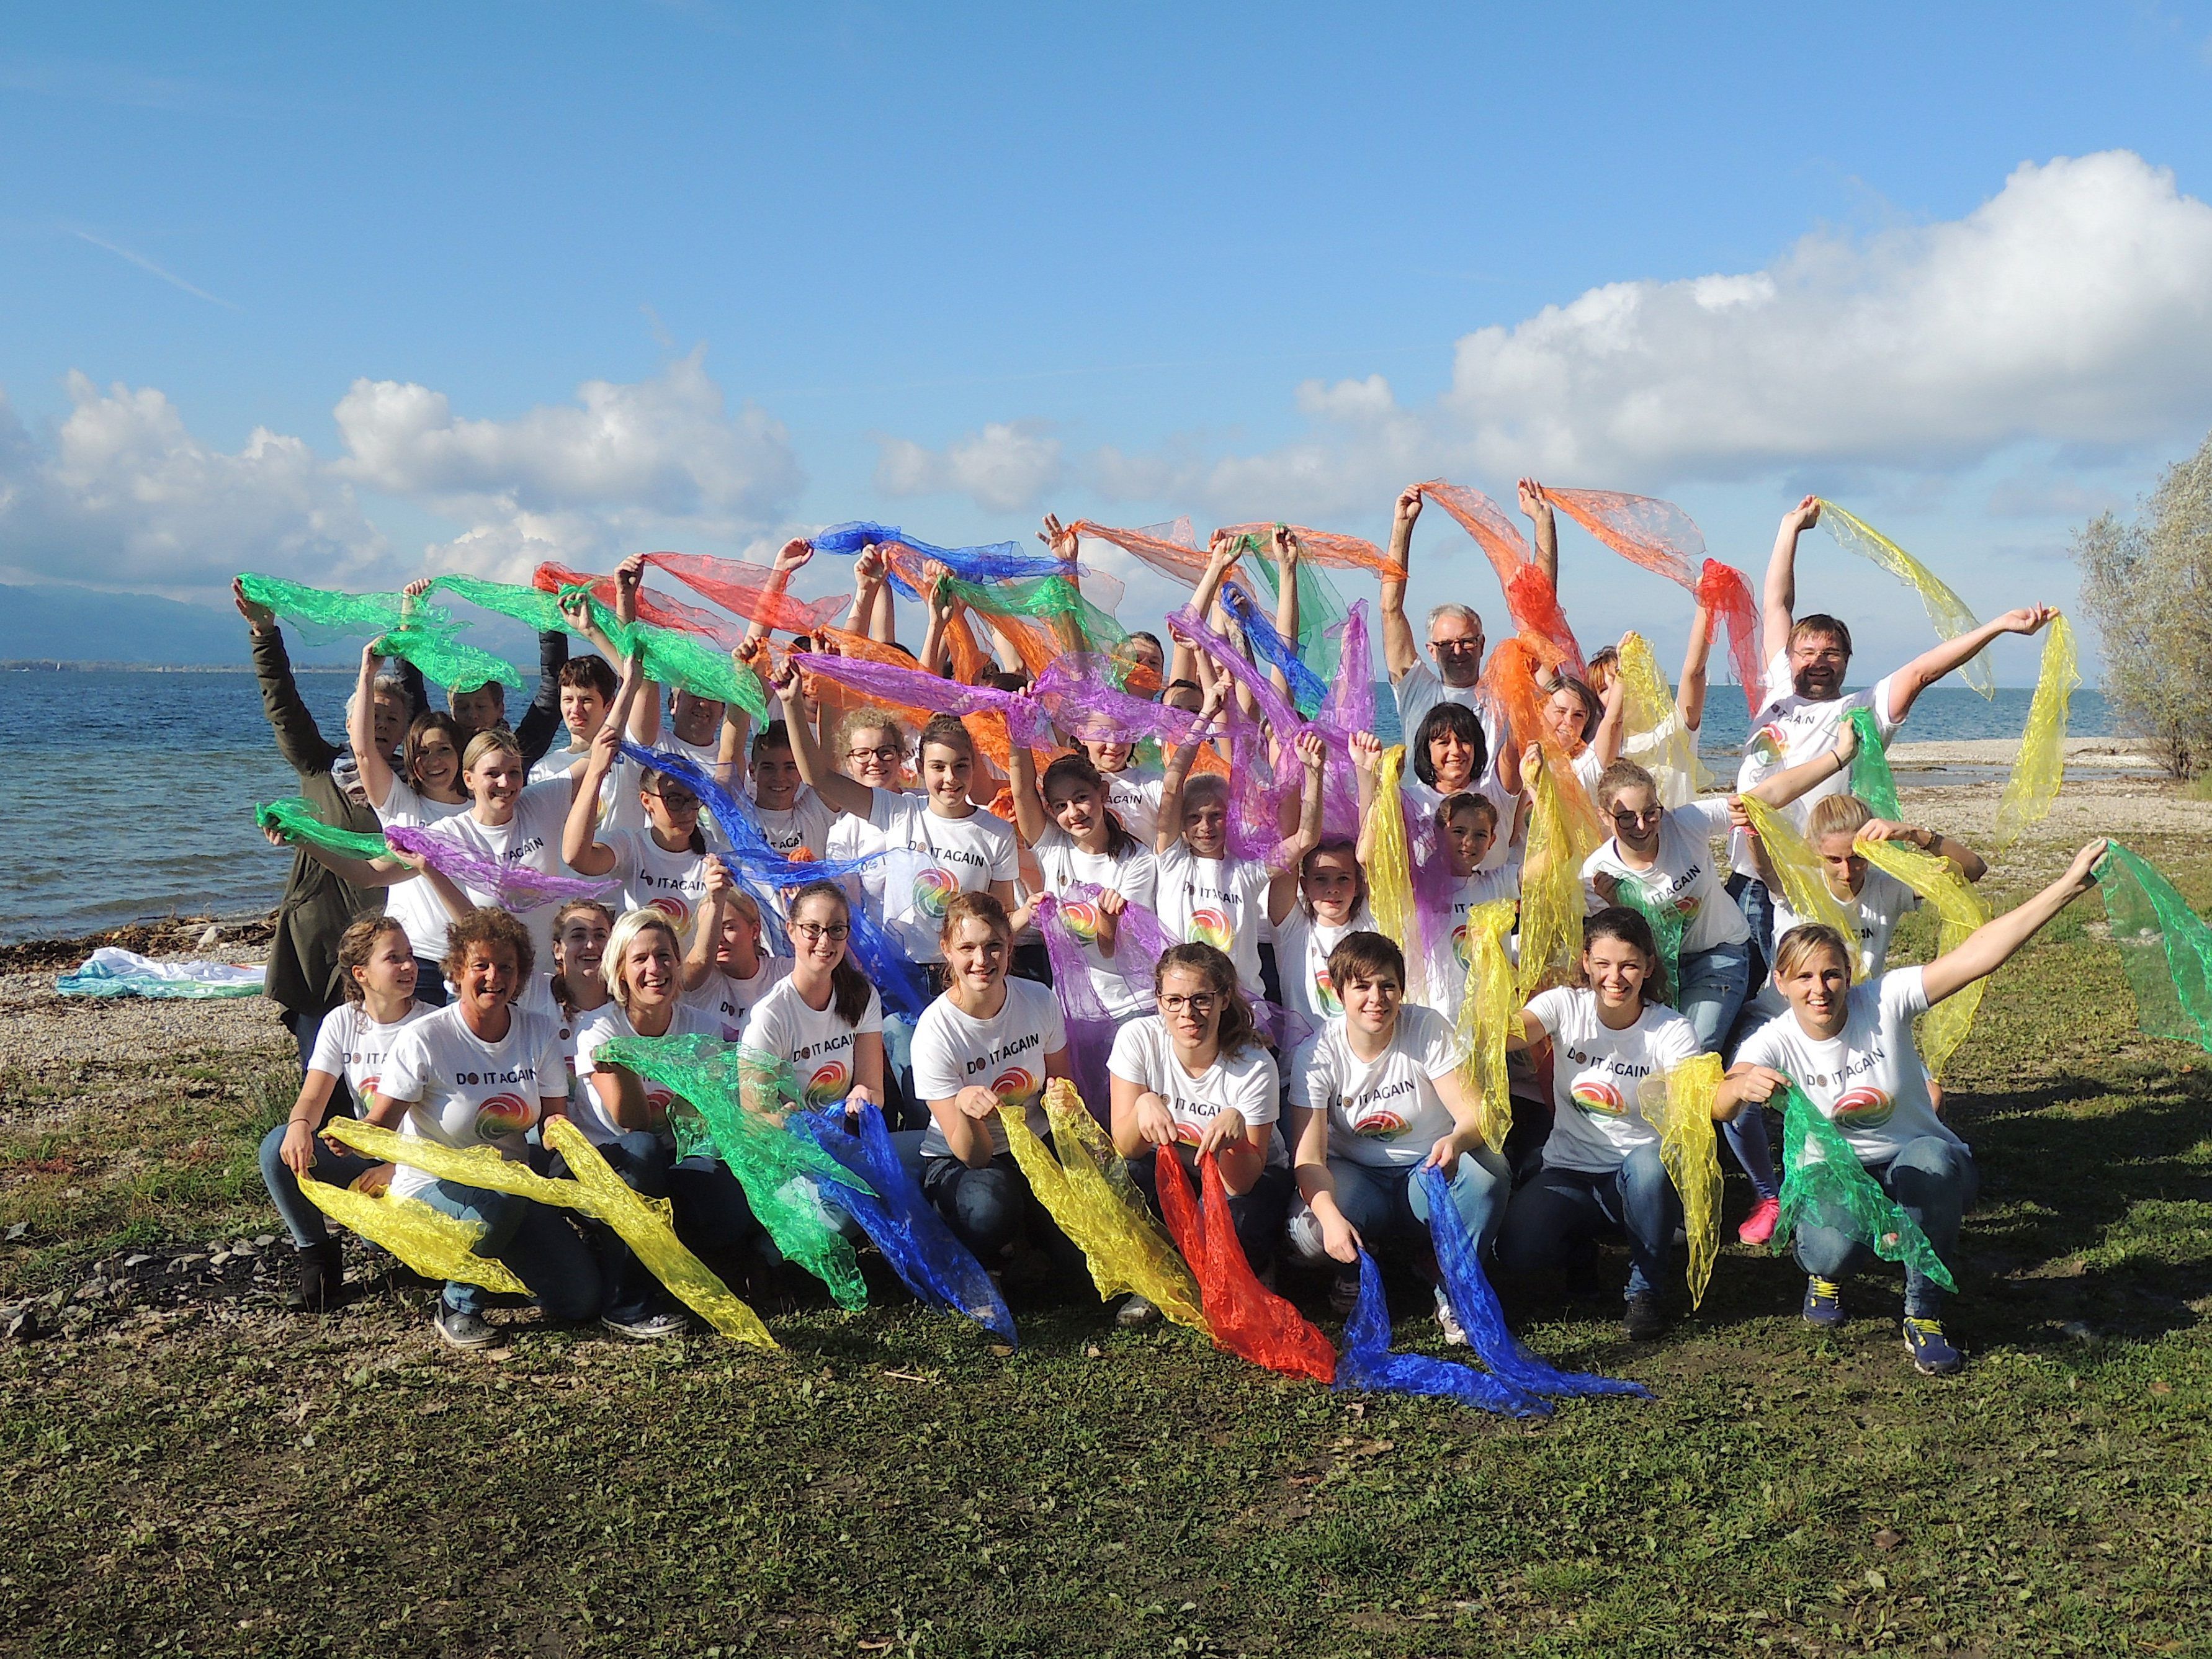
[[460, 727, 526, 776], [603, 908, 684, 1013]]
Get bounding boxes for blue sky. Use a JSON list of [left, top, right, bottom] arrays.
[[6, 2, 2212, 681]]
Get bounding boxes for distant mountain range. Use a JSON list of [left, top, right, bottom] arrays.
[[0, 581, 534, 668]]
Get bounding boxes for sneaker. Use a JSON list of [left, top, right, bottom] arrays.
[[1114, 1293, 1161, 1330], [1623, 1289, 1667, 1342], [1802, 1276, 1845, 1328], [1433, 1284, 1469, 1347], [434, 1305, 498, 1350], [601, 1310, 686, 1342], [1902, 1316, 1963, 1375], [1737, 1196, 1781, 1246], [1328, 1269, 1361, 1316]]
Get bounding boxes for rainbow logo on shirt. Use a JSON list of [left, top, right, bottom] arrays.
[[648, 895, 692, 930], [1188, 906, 1234, 952], [1832, 1086, 1895, 1129], [644, 1086, 674, 1119], [1451, 923, 1473, 972], [805, 1060, 849, 1106], [1749, 722, 1788, 762], [1312, 968, 1341, 1017], [1350, 1106, 1408, 1138], [1173, 1119, 1206, 1147], [990, 1067, 1037, 1106], [1060, 900, 1103, 943], [473, 1091, 537, 1140], [913, 866, 960, 919], [1570, 1080, 1628, 1120]]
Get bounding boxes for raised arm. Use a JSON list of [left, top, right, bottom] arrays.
[[236, 578, 339, 779], [1588, 672, 1628, 768], [773, 664, 872, 819], [1763, 496, 1820, 654], [1744, 723, 1858, 810], [1005, 730, 1050, 847], [716, 650, 753, 789], [1381, 486, 1422, 683], [1270, 731, 1329, 924], [1858, 818, 1988, 884], [854, 545, 896, 646], [1518, 478, 1557, 590], [1919, 841, 2103, 1006], [1677, 601, 1714, 732], [1268, 524, 1302, 706], [561, 661, 645, 876], [1349, 730, 1384, 865], [347, 642, 400, 809], [917, 561, 960, 679], [745, 538, 813, 651], [1154, 679, 1227, 855], [1884, 606, 2057, 727]]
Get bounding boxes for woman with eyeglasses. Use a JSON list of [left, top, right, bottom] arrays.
[[1106, 942, 1289, 1326], [562, 664, 715, 952], [738, 881, 885, 1117]]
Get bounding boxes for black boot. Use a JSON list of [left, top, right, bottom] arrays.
[[289, 1238, 345, 1313]]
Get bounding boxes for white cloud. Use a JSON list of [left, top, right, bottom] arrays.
[[872, 419, 1065, 513], [0, 372, 383, 592], [917, 150, 2212, 523]]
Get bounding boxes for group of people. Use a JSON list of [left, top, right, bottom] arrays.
[[242, 484, 2098, 1379]]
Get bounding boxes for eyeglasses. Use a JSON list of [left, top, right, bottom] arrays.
[[1158, 993, 1217, 1014], [790, 922, 851, 943], [1611, 807, 1663, 828], [650, 791, 701, 812], [847, 745, 902, 763], [1431, 637, 1484, 653]]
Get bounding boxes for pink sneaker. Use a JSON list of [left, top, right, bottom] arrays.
[[1737, 1197, 1781, 1246]]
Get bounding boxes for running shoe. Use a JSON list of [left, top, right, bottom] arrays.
[[1902, 1316, 1963, 1375], [1802, 1276, 1845, 1328], [1737, 1196, 1781, 1246]]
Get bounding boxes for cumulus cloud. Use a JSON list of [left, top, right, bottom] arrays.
[[929, 151, 2212, 522], [872, 419, 1065, 513], [0, 373, 383, 591], [0, 351, 808, 594]]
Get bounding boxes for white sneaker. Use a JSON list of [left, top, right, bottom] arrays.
[[1114, 1292, 1161, 1329], [1433, 1284, 1469, 1347]]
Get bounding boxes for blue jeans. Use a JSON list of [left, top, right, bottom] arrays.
[[413, 1155, 602, 1321], [258, 1120, 380, 1248], [669, 1154, 772, 1266], [918, 1151, 1080, 1271], [410, 958, 451, 1008], [1497, 1142, 1680, 1300], [1287, 1147, 1511, 1268], [1677, 941, 1750, 1055], [1792, 1137, 1977, 1316], [557, 1131, 673, 1325], [1127, 1151, 1295, 1269], [1726, 873, 1775, 976]]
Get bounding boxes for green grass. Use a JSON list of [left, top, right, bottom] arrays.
[[2, 838, 2210, 1657]]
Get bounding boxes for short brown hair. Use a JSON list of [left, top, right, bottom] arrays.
[[441, 906, 535, 986], [918, 713, 975, 759], [1771, 923, 1853, 985], [338, 916, 411, 1006], [1326, 929, 1405, 993], [1595, 759, 1659, 813], [556, 655, 619, 699], [1789, 614, 1854, 658]]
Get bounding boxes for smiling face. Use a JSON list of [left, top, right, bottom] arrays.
[[1427, 612, 1485, 687], [1046, 774, 1108, 847], [1582, 932, 1651, 1016], [1182, 782, 1229, 859], [465, 745, 527, 819], [1816, 828, 1869, 898], [411, 728, 459, 795], [671, 689, 723, 746], [751, 741, 801, 811], [944, 914, 1008, 996], [640, 775, 702, 844], [1789, 630, 1850, 701], [1340, 967, 1402, 1040], [920, 740, 972, 811], [455, 941, 519, 1019], [1441, 803, 1496, 877], [1541, 687, 1587, 749], [787, 890, 851, 974], [1426, 725, 1478, 794], [1301, 847, 1362, 925], [842, 724, 903, 790], [1779, 942, 1853, 1035], [553, 910, 611, 988], [618, 927, 680, 1012], [1080, 737, 1134, 775], [1606, 782, 1663, 856]]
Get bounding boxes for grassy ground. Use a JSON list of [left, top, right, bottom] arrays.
[[2, 835, 2209, 1658]]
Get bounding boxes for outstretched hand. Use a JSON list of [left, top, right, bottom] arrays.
[[1348, 729, 1383, 776], [1782, 494, 1821, 534], [1995, 604, 2058, 637], [1516, 477, 1551, 518], [1394, 486, 1423, 531], [2066, 838, 2109, 890], [232, 576, 275, 629]]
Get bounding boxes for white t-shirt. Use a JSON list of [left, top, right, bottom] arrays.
[[571, 998, 723, 1148], [1580, 798, 1750, 955], [1428, 860, 1524, 1022], [911, 978, 1066, 1160], [416, 782, 580, 965], [1394, 662, 1505, 789], [1749, 865, 1922, 1019], [1402, 773, 1520, 874], [1096, 765, 1166, 847], [1732, 653, 1901, 878], [372, 775, 470, 965], [602, 829, 715, 948], [740, 975, 885, 1107], [1734, 967, 1965, 1167], [685, 955, 793, 1041], [868, 788, 1020, 964], [1032, 827, 1160, 1020], [1271, 905, 1376, 1024], [1289, 1004, 1466, 1169], [1525, 986, 1701, 1175], [753, 787, 836, 864], [533, 750, 651, 839], [1155, 841, 1274, 999], [306, 1001, 434, 1109], [512, 972, 596, 1104], [377, 1004, 568, 1203], [1108, 1017, 1284, 1165]]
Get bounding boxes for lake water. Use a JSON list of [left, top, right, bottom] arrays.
[[0, 668, 2112, 942]]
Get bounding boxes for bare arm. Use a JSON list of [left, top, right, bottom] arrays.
[[1270, 732, 1328, 924], [917, 563, 959, 679], [1677, 601, 1714, 732], [1268, 524, 1301, 706], [716, 655, 752, 789], [854, 546, 895, 646], [1518, 478, 1557, 589], [773, 666, 872, 819], [1006, 734, 1049, 847], [1153, 680, 1227, 855], [745, 538, 812, 650], [1349, 730, 1383, 866], [1744, 724, 1858, 810], [1858, 819, 1989, 885], [347, 642, 400, 810], [1382, 486, 1421, 683], [1763, 496, 1820, 655], [561, 663, 643, 875], [1884, 606, 2057, 727], [1919, 841, 2102, 1006], [1588, 673, 1628, 768]]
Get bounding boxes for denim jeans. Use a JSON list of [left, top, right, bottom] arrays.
[[1676, 941, 1750, 1055], [918, 1151, 1078, 1270], [1791, 1136, 1977, 1316], [1126, 1151, 1295, 1269], [1726, 873, 1775, 982], [669, 1154, 772, 1266], [413, 1154, 602, 1321], [257, 1120, 380, 1248], [1496, 1142, 1681, 1300], [1286, 1145, 1511, 1269], [557, 1130, 674, 1325]]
